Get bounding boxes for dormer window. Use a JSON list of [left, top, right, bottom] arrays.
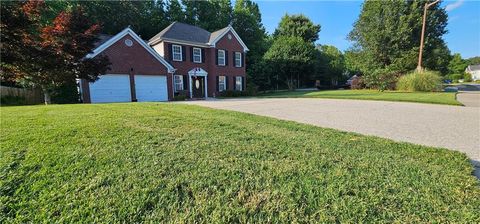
[[218, 50, 225, 66], [172, 45, 182, 61]]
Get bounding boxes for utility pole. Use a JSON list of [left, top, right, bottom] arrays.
[[417, 0, 440, 72]]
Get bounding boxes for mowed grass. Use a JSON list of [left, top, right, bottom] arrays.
[[1, 103, 479, 223], [259, 89, 462, 105]]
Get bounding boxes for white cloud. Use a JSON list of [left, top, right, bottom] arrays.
[[445, 0, 464, 12]]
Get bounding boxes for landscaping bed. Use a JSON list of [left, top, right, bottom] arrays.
[[1, 103, 478, 222]]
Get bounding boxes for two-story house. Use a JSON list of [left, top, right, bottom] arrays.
[[79, 22, 247, 103], [148, 22, 248, 99]]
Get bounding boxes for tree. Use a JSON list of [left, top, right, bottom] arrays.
[[316, 45, 346, 85], [448, 53, 468, 74], [166, 0, 185, 23], [348, 0, 450, 78], [273, 14, 321, 43], [467, 56, 480, 65], [2, 1, 110, 104], [264, 36, 316, 90], [231, 0, 268, 90], [183, 0, 231, 32]]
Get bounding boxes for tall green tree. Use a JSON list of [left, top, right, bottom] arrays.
[[273, 14, 321, 43], [264, 36, 316, 90], [166, 0, 185, 23], [183, 0, 231, 32], [348, 0, 450, 77], [448, 53, 468, 74], [231, 0, 268, 90], [316, 45, 346, 85]]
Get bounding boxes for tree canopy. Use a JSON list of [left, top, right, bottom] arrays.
[[274, 14, 321, 43]]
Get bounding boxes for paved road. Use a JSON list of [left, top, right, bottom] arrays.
[[457, 92, 480, 107], [183, 98, 480, 175]]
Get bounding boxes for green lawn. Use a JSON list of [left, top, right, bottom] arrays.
[[1, 103, 479, 223], [259, 89, 462, 105]]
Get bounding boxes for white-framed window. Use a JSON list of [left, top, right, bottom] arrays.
[[235, 76, 243, 91], [218, 50, 225, 66], [174, 75, 183, 92], [235, 52, 242, 67], [172, 45, 182, 61], [218, 76, 226, 92], [193, 48, 202, 63]]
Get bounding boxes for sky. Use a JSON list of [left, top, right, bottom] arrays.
[[254, 0, 480, 59]]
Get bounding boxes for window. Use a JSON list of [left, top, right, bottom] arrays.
[[193, 48, 202, 63], [235, 52, 242, 67], [235, 76, 243, 91], [172, 45, 182, 61], [218, 50, 225, 66], [218, 76, 226, 92], [174, 75, 183, 92]]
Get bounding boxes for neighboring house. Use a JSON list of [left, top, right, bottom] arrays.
[[465, 65, 480, 81], [80, 22, 248, 103], [79, 28, 175, 103], [148, 22, 248, 99]]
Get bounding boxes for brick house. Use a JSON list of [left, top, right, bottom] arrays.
[[79, 22, 248, 103], [148, 22, 248, 99]]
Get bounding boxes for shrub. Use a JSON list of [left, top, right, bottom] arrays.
[[396, 70, 442, 92], [218, 90, 248, 97], [0, 95, 27, 106], [363, 68, 401, 91], [173, 90, 188, 101], [351, 76, 365, 89], [463, 73, 473, 82]]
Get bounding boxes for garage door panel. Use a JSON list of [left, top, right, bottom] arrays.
[[90, 74, 131, 103], [135, 75, 168, 102]]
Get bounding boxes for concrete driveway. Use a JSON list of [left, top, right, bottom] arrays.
[[183, 98, 480, 173]]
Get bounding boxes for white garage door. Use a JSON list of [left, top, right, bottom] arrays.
[[89, 74, 131, 103], [135, 75, 168, 102]]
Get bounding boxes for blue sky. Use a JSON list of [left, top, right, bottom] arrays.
[[254, 0, 480, 58]]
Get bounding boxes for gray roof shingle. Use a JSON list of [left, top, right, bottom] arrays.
[[469, 65, 480, 71], [149, 22, 212, 44]]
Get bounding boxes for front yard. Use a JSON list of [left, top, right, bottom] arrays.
[[1, 103, 479, 222], [259, 89, 462, 105]]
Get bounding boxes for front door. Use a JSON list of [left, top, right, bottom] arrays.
[[191, 76, 205, 98]]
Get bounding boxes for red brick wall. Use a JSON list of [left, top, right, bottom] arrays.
[[160, 30, 246, 97], [81, 34, 173, 103]]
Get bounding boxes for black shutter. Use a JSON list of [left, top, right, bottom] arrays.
[[168, 44, 173, 61], [190, 47, 194, 62], [182, 46, 186, 61], [233, 52, 236, 67], [241, 53, 245, 67], [226, 76, 229, 90], [225, 50, 228, 66], [183, 75, 188, 90], [215, 50, 218, 65], [216, 76, 219, 92], [233, 76, 236, 90], [242, 76, 246, 91], [201, 49, 205, 63]]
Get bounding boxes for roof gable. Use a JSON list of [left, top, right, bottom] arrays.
[[209, 25, 249, 52], [87, 28, 175, 73]]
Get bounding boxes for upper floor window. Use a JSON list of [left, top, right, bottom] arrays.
[[218, 50, 225, 66], [235, 52, 242, 67], [172, 45, 182, 61], [193, 48, 202, 63]]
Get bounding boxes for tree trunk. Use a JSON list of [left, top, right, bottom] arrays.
[[42, 87, 51, 105]]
